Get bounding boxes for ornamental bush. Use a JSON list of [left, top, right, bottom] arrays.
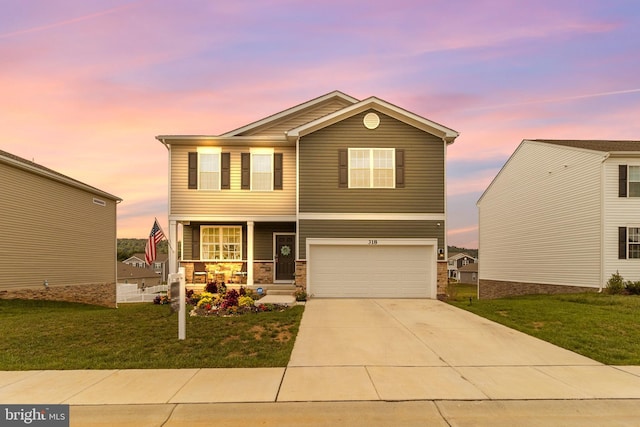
[[625, 280, 640, 295], [606, 271, 625, 295]]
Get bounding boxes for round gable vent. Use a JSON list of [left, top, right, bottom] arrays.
[[363, 112, 380, 130]]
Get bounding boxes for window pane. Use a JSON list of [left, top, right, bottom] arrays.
[[630, 183, 640, 197], [349, 150, 370, 188], [629, 166, 640, 181], [373, 149, 394, 188], [252, 154, 272, 191]]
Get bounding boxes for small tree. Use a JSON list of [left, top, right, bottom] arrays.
[[606, 271, 625, 295]]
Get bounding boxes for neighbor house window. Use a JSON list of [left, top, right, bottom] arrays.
[[629, 227, 640, 258], [349, 148, 395, 188], [198, 147, 221, 190], [201, 226, 242, 260], [629, 166, 640, 197]]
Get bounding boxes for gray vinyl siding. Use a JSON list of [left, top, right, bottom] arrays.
[[299, 111, 445, 213], [254, 222, 296, 259], [170, 145, 296, 217], [183, 222, 295, 260], [238, 99, 353, 136], [299, 219, 444, 258], [0, 162, 117, 289]]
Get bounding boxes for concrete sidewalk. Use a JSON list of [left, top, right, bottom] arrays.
[[2, 299, 640, 425]]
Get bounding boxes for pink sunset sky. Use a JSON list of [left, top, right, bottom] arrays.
[[2, 0, 639, 249]]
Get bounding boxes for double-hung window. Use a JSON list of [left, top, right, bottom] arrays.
[[250, 148, 273, 191], [349, 148, 395, 188], [629, 166, 640, 197], [197, 147, 221, 190], [201, 226, 242, 260]]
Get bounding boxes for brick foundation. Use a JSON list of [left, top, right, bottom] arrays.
[[253, 262, 275, 284], [0, 282, 116, 308], [295, 260, 307, 292], [437, 261, 448, 299], [479, 279, 598, 299]]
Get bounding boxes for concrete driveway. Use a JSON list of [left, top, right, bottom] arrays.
[[279, 299, 640, 401]]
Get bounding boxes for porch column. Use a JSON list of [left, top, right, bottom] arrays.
[[168, 220, 178, 275], [247, 221, 254, 286]]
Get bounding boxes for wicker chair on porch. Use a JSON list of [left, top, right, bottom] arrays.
[[193, 262, 207, 284]]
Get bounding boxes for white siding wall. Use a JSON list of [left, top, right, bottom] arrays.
[[603, 157, 640, 282], [170, 145, 296, 217], [478, 142, 604, 287]]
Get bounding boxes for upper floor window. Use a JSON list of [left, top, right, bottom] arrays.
[[619, 164, 640, 197], [201, 226, 242, 260], [629, 166, 640, 197], [348, 148, 395, 188], [198, 147, 221, 190], [251, 148, 274, 191]]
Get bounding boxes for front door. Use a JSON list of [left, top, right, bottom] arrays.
[[275, 234, 296, 281]]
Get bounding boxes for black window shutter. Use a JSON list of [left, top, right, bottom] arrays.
[[274, 153, 283, 190], [338, 149, 348, 188], [192, 226, 200, 260], [221, 153, 231, 189], [619, 165, 628, 197], [619, 227, 627, 259], [188, 152, 198, 189], [241, 153, 251, 189], [396, 149, 405, 188]]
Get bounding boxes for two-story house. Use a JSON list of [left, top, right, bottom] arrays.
[[122, 253, 168, 282], [447, 252, 477, 280], [158, 91, 458, 298], [478, 139, 640, 299]]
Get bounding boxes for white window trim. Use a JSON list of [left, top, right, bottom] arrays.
[[629, 165, 640, 197], [197, 146, 222, 191], [348, 148, 395, 189], [250, 147, 274, 192], [628, 226, 640, 259], [200, 226, 243, 261]]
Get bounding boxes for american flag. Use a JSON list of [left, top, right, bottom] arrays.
[[145, 219, 165, 265]]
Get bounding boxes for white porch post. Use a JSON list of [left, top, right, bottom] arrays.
[[247, 221, 254, 286], [168, 220, 178, 275]]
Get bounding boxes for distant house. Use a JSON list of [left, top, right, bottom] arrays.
[[122, 253, 168, 282], [478, 139, 640, 298], [447, 253, 477, 280], [458, 263, 478, 285], [158, 91, 459, 298], [117, 262, 163, 286], [0, 149, 121, 307]]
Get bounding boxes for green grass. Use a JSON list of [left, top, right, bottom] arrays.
[[447, 286, 640, 365], [0, 299, 304, 370]]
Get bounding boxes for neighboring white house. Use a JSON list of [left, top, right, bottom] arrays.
[[477, 139, 640, 299]]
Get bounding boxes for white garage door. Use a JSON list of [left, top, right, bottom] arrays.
[[308, 240, 436, 298]]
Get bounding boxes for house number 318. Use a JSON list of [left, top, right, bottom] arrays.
[[368, 240, 378, 245]]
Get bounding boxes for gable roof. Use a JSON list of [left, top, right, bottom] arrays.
[[157, 91, 459, 145], [117, 262, 161, 281], [477, 139, 640, 206], [286, 96, 459, 144], [222, 91, 359, 137], [458, 263, 478, 273], [533, 139, 640, 152], [0, 149, 121, 202], [448, 253, 474, 262]]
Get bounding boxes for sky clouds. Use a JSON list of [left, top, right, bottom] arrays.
[[2, 0, 639, 248]]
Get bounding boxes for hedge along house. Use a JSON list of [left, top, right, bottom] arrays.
[[158, 91, 458, 298], [477, 140, 640, 299], [0, 149, 121, 307]]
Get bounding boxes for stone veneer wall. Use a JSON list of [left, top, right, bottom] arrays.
[[437, 261, 448, 299], [295, 260, 307, 291], [479, 279, 598, 299], [254, 262, 275, 284], [0, 283, 116, 308]]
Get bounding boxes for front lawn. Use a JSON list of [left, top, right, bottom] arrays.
[[447, 285, 640, 365], [0, 299, 304, 370]]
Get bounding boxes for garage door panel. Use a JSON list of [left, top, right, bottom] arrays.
[[309, 243, 434, 298]]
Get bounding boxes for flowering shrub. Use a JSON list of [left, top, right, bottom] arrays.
[[153, 294, 170, 305], [185, 286, 293, 316], [205, 282, 218, 294], [238, 296, 254, 307]]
